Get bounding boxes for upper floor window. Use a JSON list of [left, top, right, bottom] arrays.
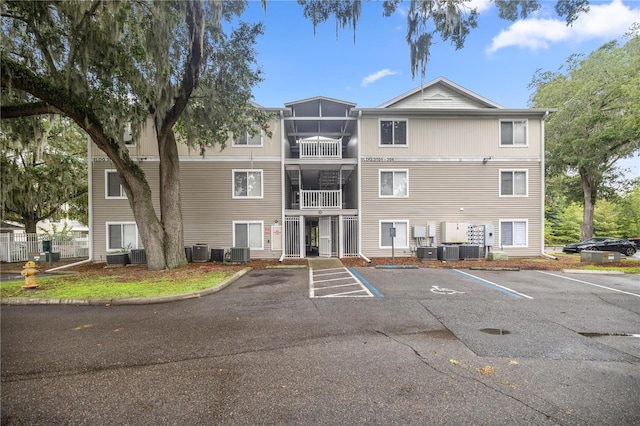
[[500, 120, 527, 146], [380, 170, 408, 197], [233, 127, 263, 147], [233, 221, 264, 250], [379, 220, 409, 248], [107, 222, 138, 251], [500, 220, 527, 247], [233, 170, 263, 198], [105, 170, 126, 199], [380, 119, 407, 146], [500, 170, 528, 196]]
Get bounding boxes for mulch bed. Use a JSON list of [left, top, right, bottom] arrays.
[[3, 254, 632, 282]]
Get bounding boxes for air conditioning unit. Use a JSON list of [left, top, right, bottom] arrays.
[[129, 249, 147, 264], [210, 248, 225, 262], [192, 244, 209, 263], [459, 245, 481, 260], [184, 246, 193, 262], [416, 247, 437, 261], [437, 245, 459, 261], [230, 247, 250, 263]]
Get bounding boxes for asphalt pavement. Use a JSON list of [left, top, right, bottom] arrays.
[[1, 266, 639, 425]]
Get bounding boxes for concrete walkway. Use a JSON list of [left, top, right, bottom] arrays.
[[307, 258, 344, 269]]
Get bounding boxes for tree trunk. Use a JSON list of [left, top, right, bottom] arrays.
[[23, 216, 38, 234], [158, 129, 187, 269], [580, 167, 596, 240]]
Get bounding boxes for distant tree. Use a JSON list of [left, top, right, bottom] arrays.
[[615, 179, 640, 238], [298, 0, 592, 78], [0, 114, 87, 233], [530, 34, 640, 240], [1, 0, 271, 270], [553, 202, 582, 244], [592, 200, 621, 238]]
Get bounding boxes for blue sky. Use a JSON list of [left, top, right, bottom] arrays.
[[239, 0, 640, 176]]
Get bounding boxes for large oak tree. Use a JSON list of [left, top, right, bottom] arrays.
[[530, 34, 640, 240], [1, 0, 270, 270]]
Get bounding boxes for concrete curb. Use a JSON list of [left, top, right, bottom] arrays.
[[374, 265, 419, 269], [469, 267, 521, 271], [562, 269, 625, 275], [1, 267, 252, 306]]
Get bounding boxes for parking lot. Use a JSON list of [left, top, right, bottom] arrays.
[[2, 266, 639, 424]]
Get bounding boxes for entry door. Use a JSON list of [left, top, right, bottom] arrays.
[[319, 216, 332, 258]]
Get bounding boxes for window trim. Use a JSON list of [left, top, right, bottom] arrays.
[[105, 222, 138, 252], [378, 220, 410, 249], [232, 220, 264, 250], [499, 219, 528, 248], [379, 169, 409, 198], [499, 169, 528, 197], [378, 118, 408, 147], [232, 128, 263, 147], [499, 119, 528, 147], [232, 169, 264, 199], [105, 170, 126, 199]]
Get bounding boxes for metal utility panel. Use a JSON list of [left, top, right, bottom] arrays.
[[413, 226, 426, 238], [484, 224, 495, 246], [441, 222, 469, 244]]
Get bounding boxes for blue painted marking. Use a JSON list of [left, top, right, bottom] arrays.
[[349, 267, 383, 298], [450, 269, 522, 299]]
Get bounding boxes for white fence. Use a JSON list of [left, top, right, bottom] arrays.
[[0, 233, 89, 263], [299, 137, 342, 158]]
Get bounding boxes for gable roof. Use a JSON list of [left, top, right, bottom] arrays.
[[377, 77, 504, 109]]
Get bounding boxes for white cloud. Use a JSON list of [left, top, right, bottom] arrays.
[[361, 69, 398, 87], [467, 0, 493, 13], [487, 0, 640, 54]]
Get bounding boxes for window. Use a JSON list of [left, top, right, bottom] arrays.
[[500, 220, 527, 247], [500, 170, 527, 196], [105, 170, 126, 199], [233, 221, 263, 250], [380, 120, 407, 146], [106, 222, 138, 251], [233, 128, 263, 147], [233, 170, 263, 198], [379, 220, 409, 248], [500, 120, 527, 146], [379, 170, 408, 197]]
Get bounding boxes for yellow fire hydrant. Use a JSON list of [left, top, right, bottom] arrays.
[[21, 261, 39, 289]]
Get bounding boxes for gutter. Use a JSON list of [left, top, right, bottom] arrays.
[[87, 134, 94, 262], [279, 109, 286, 263]]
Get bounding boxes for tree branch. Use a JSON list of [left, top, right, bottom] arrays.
[[0, 102, 60, 118]]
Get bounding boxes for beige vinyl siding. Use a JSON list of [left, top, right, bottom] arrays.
[[92, 161, 160, 260], [92, 159, 281, 260], [360, 117, 542, 158], [92, 117, 282, 159], [180, 160, 281, 258], [360, 161, 542, 258], [387, 85, 489, 109]]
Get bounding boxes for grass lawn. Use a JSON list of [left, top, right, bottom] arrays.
[[0, 267, 236, 299]]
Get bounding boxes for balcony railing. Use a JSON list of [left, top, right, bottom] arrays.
[[300, 190, 342, 209], [299, 138, 341, 158]]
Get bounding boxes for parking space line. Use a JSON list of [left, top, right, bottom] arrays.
[[452, 269, 534, 300], [538, 271, 640, 297], [309, 267, 379, 298]]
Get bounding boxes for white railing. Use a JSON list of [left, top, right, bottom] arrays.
[[299, 138, 342, 158], [0, 233, 89, 263], [301, 190, 342, 209]]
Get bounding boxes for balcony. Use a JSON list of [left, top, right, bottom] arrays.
[[300, 190, 342, 209], [299, 137, 341, 159]]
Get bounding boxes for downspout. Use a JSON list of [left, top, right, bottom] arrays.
[[540, 111, 557, 260], [87, 134, 94, 262], [356, 110, 371, 263], [279, 110, 287, 262]]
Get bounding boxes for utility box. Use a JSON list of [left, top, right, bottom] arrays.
[[413, 226, 426, 239], [484, 224, 495, 246], [441, 222, 469, 244], [488, 251, 508, 261], [581, 250, 620, 263], [192, 244, 209, 262], [416, 247, 437, 261]]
